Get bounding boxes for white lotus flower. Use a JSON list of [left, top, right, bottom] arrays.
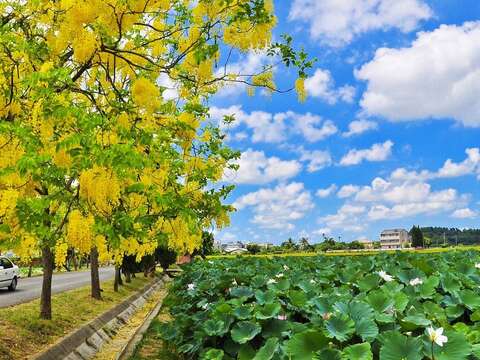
[[378, 271, 394, 282], [310, 279, 316, 284], [187, 283, 195, 291], [475, 263, 480, 269], [201, 303, 210, 310], [277, 314, 287, 321], [409, 278, 423, 286], [267, 279, 277, 285], [427, 327, 448, 347], [276, 273, 284, 278], [232, 279, 238, 286], [283, 265, 289, 271]]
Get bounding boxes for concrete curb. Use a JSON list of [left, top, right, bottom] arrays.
[[33, 276, 166, 360], [117, 275, 172, 360]]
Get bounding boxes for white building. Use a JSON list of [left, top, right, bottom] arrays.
[[380, 229, 411, 249]]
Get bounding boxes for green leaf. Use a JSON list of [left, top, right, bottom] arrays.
[[458, 289, 480, 311], [284, 330, 329, 360], [255, 289, 276, 305], [203, 319, 228, 336], [325, 314, 355, 342], [255, 303, 281, 320], [252, 338, 279, 360], [367, 291, 394, 313], [231, 321, 262, 344], [289, 290, 308, 308], [357, 274, 380, 292], [379, 331, 423, 360], [419, 276, 439, 299], [342, 343, 373, 360], [234, 305, 253, 320], [441, 273, 461, 293], [238, 344, 256, 360], [446, 305, 464, 320], [200, 348, 224, 360], [315, 348, 342, 360], [401, 314, 431, 330], [355, 318, 379, 341], [230, 286, 254, 299]]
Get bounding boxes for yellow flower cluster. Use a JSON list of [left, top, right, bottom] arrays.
[[15, 234, 37, 262], [295, 78, 307, 103], [72, 29, 98, 63], [54, 240, 69, 267], [53, 149, 72, 169], [159, 217, 203, 254], [79, 166, 121, 215], [94, 235, 111, 264], [66, 209, 94, 254], [0, 189, 19, 218], [131, 78, 161, 113]]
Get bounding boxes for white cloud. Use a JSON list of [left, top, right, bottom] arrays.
[[340, 140, 394, 166], [316, 184, 337, 198], [343, 119, 378, 137], [452, 208, 477, 219], [300, 150, 333, 172], [321, 171, 470, 231], [390, 148, 480, 182], [209, 106, 338, 144], [289, 0, 432, 46], [320, 204, 367, 233], [305, 69, 355, 104], [234, 182, 314, 230], [337, 185, 360, 198], [437, 148, 480, 178], [293, 113, 338, 142], [158, 73, 179, 100], [354, 177, 468, 220], [357, 22, 480, 126], [224, 149, 302, 185]]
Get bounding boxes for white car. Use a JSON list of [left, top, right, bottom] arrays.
[[0, 257, 19, 291]]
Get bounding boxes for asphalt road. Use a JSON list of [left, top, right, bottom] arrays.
[[0, 267, 115, 308]]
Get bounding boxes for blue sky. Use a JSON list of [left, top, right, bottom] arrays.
[[211, 0, 480, 244]]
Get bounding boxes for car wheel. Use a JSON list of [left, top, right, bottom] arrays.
[[8, 277, 17, 291]]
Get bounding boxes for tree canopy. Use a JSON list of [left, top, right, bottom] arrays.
[[0, 0, 311, 318]]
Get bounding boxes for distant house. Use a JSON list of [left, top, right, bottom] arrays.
[[380, 229, 411, 249], [358, 238, 375, 249]]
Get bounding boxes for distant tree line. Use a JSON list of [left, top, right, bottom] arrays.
[[244, 236, 372, 255], [420, 227, 480, 246]]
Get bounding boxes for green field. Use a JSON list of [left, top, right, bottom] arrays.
[[156, 251, 480, 359]]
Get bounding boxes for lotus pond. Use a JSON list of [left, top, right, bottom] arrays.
[[159, 251, 480, 359]]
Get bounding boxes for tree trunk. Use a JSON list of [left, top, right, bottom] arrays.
[[118, 266, 123, 285], [28, 261, 33, 278], [114, 266, 122, 292], [40, 246, 54, 320], [72, 249, 78, 271], [124, 270, 131, 283], [90, 247, 102, 300]]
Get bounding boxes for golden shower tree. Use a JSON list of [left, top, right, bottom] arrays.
[[0, 0, 312, 319]]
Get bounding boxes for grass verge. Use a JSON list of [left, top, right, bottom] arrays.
[[0, 276, 152, 360], [129, 310, 177, 360]]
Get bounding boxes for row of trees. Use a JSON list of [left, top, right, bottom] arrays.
[[245, 236, 369, 255], [0, 0, 311, 319]]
